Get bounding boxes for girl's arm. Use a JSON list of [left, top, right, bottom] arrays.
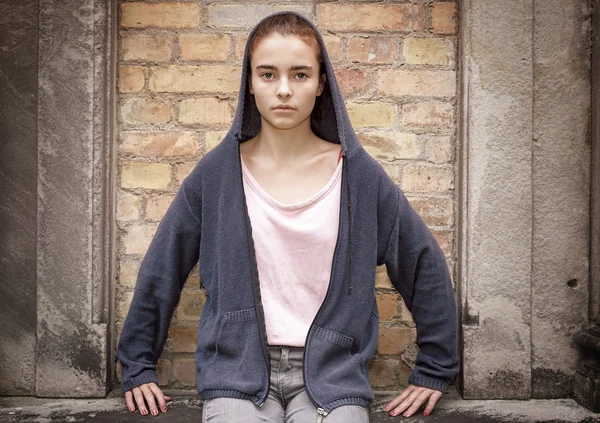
[[382, 186, 460, 393], [117, 181, 202, 393]]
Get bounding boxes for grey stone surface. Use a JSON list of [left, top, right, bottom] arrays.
[[36, 0, 116, 397], [1, 390, 599, 423], [458, 0, 535, 399], [458, 0, 592, 399], [531, 0, 591, 398], [591, 0, 600, 326], [0, 0, 40, 396]]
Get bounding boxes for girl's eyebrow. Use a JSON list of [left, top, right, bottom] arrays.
[[256, 64, 313, 71]]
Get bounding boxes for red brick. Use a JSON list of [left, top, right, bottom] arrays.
[[119, 66, 145, 93], [348, 36, 394, 64], [119, 131, 199, 157], [432, 2, 457, 35], [401, 102, 453, 128], [334, 68, 371, 98], [377, 326, 416, 355], [156, 359, 172, 386], [402, 164, 454, 193], [179, 34, 231, 61], [317, 4, 424, 32], [407, 196, 454, 227], [368, 358, 400, 388], [121, 3, 200, 29], [378, 70, 455, 98], [376, 292, 400, 321], [173, 358, 196, 385], [168, 326, 197, 353], [121, 34, 172, 62]]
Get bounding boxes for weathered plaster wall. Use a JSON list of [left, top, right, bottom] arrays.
[[36, 0, 116, 397], [0, 0, 39, 396], [0, 0, 117, 396], [459, 0, 535, 399], [591, 0, 600, 329], [531, 0, 591, 398], [459, 0, 591, 399]]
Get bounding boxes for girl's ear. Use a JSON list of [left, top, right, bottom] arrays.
[[317, 73, 327, 97]]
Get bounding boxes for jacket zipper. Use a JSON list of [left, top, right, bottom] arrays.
[[302, 153, 346, 418], [237, 139, 271, 407], [317, 407, 329, 422]]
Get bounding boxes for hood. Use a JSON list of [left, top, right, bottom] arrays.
[[229, 10, 360, 295], [228, 10, 363, 158]]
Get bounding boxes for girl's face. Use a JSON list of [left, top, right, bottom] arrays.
[[249, 33, 326, 132]]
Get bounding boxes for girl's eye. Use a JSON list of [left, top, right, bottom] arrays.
[[259, 72, 308, 80]]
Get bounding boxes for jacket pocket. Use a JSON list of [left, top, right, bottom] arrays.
[[307, 325, 372, 403], [215, 308, 258, 357], [197, 307, 267, 396]]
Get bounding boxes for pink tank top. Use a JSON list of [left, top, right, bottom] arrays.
[[241, 149, 343, 346]]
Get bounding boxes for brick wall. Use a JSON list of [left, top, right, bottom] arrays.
[[116, 0, 457, 391]]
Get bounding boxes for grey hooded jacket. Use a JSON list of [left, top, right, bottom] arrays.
[[117, 10, 460, 415]]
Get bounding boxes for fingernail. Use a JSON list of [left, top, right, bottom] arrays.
[[142, 410, 147, 415], [162, 406, 167, 412], [424, 410, 429, 416], [152, 409, 157, 416], [403, 411, 409, 417], [383, 406, 388, 411], [129, 407, 134, 412]]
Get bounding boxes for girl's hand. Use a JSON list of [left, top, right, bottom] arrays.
[[383, 384, 443, 418], [124, 382, 171, 416]]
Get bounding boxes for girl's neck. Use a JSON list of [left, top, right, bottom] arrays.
[[251, 120, 320, 165]]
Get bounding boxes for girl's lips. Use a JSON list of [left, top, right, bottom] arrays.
[[274, 108, 296, 112]]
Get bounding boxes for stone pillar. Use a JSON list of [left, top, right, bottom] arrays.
[[458, 0, 591, 399], [0, 0, 39, 396], [591, 0, 600, 332], [572, 0, 600, 412], [457, 0, 534, 399], [36, 0, 117, 396], [530, 0, 591, 398]]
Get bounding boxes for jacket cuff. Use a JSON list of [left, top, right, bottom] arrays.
[[408, 372, 449, 393], [121, 370, 159, 394]]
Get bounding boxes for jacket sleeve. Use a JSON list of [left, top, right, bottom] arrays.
[[117, 181, 201, 393], [382, 186, 460, 393]]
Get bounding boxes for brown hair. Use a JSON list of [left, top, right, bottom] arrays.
[[249, 14, 323, 67], [248, 14, 330, 140]]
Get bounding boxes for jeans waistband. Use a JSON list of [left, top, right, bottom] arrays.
[[268, 344, 305, 363]]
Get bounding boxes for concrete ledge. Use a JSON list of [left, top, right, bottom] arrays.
[[1, 388, 598, 422]]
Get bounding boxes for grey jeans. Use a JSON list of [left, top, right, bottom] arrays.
[[202, 344, 370, 423]]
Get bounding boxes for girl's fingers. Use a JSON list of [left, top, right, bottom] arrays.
[[132, 387, 147, 415], [391, 387, 422, 416], [383, 385, 415, 412], [423, 390, 443, 416], [124, 391, 135, 412], [402, 388, 431, 417], [140, 384, 159, 416], [149, 384, 169, 413]]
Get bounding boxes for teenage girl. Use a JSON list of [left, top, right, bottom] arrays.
[[118, 11, 460, 423]]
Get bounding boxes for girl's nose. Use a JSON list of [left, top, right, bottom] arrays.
[[276, 80, 292, 98]]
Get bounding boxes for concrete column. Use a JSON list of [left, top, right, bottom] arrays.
[[592, 0, 600, 327], [458, 0, 591, 399], [531, 0, 591, 398], [0, 0, 39, 396], [458, 0, 534, 399], [36, 0, 117, 396]]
